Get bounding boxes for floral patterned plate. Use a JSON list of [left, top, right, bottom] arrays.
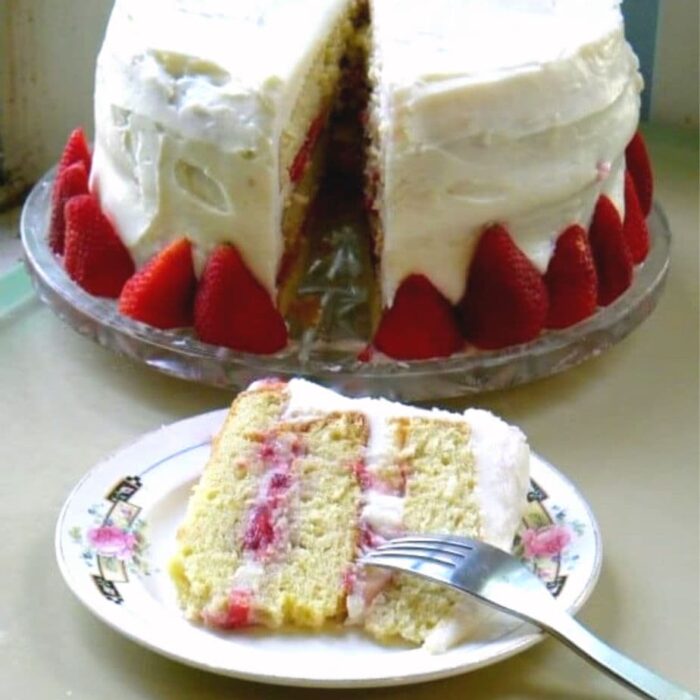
[[55, 409, 602, 688]]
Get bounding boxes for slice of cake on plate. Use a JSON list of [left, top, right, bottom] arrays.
[[169, 379, 530, 649]]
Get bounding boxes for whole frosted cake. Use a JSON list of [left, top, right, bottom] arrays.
[[48, 0, 654, 359], [169, 378, 530, 649]]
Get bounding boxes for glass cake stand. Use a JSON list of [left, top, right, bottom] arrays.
[[21, 169, 671, 401]]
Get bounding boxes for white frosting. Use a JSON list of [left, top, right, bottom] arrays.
[[464, 409, 531, 552], [90, 0, 350, 286], [369, 0, 642, 304], [272, 378, 530, 644], [362, 492, 405, 532], [91, 0, 642, 320], [230, 560, 265, 591]]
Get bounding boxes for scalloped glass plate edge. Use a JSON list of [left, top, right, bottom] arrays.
[[22, 169, 670, 400]]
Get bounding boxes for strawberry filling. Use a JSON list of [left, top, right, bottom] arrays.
[[345, 453, 408, 623], [358, 521, 386, 550], [353, 458, 406, 495], [289, 112, 327, 184], [210, 433, 304, 629], [225, 590, 253, 627], [242, 433, 303, 559], [244, 504, 276, 553], [352, 459, 374, 491], [203, 589, 253, 629]]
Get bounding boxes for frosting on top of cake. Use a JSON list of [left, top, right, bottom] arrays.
[[369, 0, 643, 305]]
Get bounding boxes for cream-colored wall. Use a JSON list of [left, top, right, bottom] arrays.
[[0, 0, 113, 203], [652, 0, 700, 128]]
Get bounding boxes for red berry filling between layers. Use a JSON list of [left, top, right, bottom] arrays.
[[289, 112, 327, 184], [242, 433, 303, 558], [345, 457, 408, 618], [210, 433, 304, 629], [202, 590, 253, 629]]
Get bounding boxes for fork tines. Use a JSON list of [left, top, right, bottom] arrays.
[[360, 534, 479, 572]]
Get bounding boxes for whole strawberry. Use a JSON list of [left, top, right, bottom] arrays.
[[625, 131, 653, 217], [460, 225, 548, 349], [49, 161, 89, 255], [64, 194, 135, 298], [194, 244, 288, 354], [57, 127, 92, 176], [119, 238, 196, 329], [544, 225, 598, 329], [373, 274, 463, 360], [588, 196, 633, 306], [622, 171, 650, 264]]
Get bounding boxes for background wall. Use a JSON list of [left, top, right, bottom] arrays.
[[622, 0, 660, 120], [0, 0, 113, 205], [0, 0, 698, 205], [651, 1, 700, 127]]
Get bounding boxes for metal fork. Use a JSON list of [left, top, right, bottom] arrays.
[[361, 535, 697, 700]]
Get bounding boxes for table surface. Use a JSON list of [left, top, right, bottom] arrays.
[[1, 124, 698, 699]]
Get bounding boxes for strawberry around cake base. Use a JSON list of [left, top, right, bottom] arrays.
[[46, 126, 655, 362]]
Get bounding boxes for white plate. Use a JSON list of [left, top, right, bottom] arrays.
[[55, 409, 602, 688]]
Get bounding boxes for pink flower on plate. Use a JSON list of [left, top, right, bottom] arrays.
[[521, 525, 571, 559], [87, 525, 137, 559]]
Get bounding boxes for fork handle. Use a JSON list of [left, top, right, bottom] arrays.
[[542, 611, 697, 699]]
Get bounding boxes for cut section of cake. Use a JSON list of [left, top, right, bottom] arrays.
[[170, 379, 530, 648]]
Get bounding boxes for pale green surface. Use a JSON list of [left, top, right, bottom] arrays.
[[0, 263, 32, 317], [0, 207, 23, 276], [0, 127, 698, 699], [0, 207, 34, 315]]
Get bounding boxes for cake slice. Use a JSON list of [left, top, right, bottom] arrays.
[[169, 381, 366, 627], [170, 379, 529, 648]]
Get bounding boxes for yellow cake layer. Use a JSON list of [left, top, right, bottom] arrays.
[[277, 1, 360, 315], [279, 1, 356, 182], [363, 417, 484, 645], [169, 383, 288, 622], [170, 383, 368, 629], [251, 412, 366, 627]]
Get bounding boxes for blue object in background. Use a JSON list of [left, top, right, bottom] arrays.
[[622, 0, 660, 120]]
